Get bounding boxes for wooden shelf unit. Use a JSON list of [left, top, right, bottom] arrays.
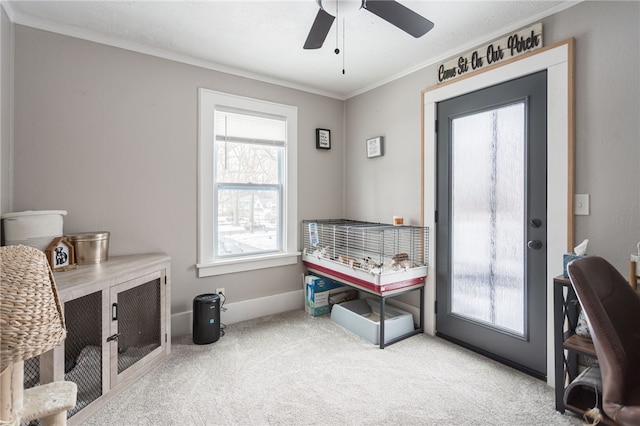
[[563, 334, 596, 357], [36, 253, 171, 425], [553, 275, 617, 424]]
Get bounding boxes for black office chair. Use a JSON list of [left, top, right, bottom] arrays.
[[567, 256, 640, 425]]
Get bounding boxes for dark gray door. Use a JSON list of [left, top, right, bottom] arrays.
[[436, 71, 547, 378]]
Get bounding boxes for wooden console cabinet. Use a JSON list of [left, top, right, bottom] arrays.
[[37, 253, 171, 425]]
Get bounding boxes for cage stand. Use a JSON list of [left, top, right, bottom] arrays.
[[305, 265, 425, 349]]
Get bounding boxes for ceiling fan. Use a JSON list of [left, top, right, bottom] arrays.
[[303, 0, 435, 50]]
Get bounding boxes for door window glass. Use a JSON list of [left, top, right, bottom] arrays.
[[450, 102, 525, 335]]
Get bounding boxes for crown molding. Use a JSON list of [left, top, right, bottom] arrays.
[[1, 0, 582, 101], [345, 0, 582, 99], [4, 5, 346, 101]]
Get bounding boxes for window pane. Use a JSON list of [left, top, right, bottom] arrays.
[[216, 187, 281, 257], [215, 142, 282, 184]]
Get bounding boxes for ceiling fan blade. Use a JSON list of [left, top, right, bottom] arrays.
[[303, 8, 336, 49], [363, 0, 434, 38]]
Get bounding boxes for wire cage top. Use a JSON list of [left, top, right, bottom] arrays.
[[301, 220, 429, 287]]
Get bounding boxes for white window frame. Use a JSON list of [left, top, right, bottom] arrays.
[[197, 89, 298, 277]]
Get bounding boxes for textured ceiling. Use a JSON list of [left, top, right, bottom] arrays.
[[6, 1, 578, 99]]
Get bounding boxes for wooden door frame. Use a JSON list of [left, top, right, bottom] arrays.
[[422, 39, 574, 388]]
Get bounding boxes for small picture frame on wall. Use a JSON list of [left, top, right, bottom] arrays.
[[366, 136, 384, 158], [316, 128, 331, 149]]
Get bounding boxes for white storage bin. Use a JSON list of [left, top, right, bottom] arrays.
[[1, 210, 67, 250], [331, 298, 414, 345]]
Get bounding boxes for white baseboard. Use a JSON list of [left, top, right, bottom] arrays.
[[170, 289, 427, 338], [171, 289, 304, 337]]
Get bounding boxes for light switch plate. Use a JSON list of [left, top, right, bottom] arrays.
[[575, 194, 590, 215]]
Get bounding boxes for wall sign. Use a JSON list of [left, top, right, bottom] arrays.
[[437, 23, 543, 84], [316, 128, 331, 149], [366, 136, 384, 158]]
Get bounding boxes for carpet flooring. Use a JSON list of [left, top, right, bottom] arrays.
[[84, 309, 583, 425]]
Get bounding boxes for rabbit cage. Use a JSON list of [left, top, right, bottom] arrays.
[[301, 219, 429, 294]]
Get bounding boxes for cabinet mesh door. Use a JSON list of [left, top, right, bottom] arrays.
[[20, 292, 102, 425], [116, 278, 161, 374], [64, 291, 103, 417], [23, 356, 39, 389], [21, 357, 41, 425]]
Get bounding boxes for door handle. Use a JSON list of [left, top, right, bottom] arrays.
[[527, 240, 543, 250], [106, 333, 121, 343]]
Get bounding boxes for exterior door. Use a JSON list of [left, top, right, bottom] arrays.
[[436, 71, 547, 378]]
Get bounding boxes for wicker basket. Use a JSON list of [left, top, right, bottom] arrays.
[[0, 245, 66, 373]]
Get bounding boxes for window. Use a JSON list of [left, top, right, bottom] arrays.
[[197, 89, 298, 277]]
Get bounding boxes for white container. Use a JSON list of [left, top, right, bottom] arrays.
[[331, 298, 414, 345], [1, 210, 67, 251]]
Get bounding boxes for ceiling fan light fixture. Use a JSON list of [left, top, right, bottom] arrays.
[[319, 0, 362, 17]]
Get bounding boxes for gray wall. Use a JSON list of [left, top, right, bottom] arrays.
[[0, 7, 11, 216], [345, 1, 640, 275], [10, 26, 345, 320]]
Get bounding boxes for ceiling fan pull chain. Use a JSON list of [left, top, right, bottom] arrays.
[[342, 17, 346, 74]]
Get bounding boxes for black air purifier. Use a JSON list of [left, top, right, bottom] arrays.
[[193, 293, 221, 344]]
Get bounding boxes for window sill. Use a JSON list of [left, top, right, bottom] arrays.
[[196, 252, 300, 277]]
